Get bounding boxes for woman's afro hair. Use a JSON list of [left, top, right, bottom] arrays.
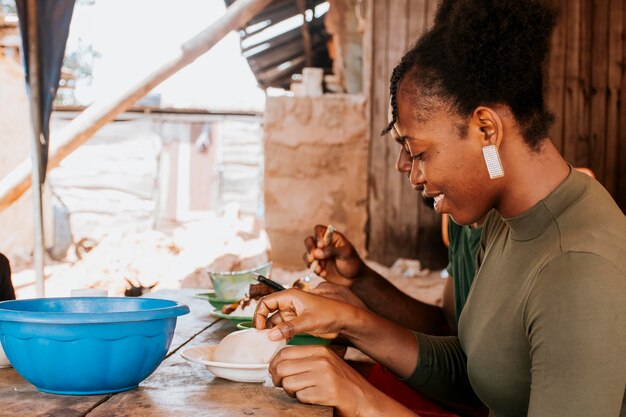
[[383, 0, 559, 149]]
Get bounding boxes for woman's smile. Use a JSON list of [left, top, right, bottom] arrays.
[[432, 194, 444, 212]]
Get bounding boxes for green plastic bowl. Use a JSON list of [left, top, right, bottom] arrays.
[[236, 321, 331, 346], [208, 262, 272, 300]]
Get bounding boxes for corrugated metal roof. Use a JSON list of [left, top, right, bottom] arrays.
[[226, 0, 331, 90]]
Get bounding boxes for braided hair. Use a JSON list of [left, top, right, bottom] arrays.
[[382, 0, 559, 149], [381, 0, 458, 136], [381, 49, 419, 136]]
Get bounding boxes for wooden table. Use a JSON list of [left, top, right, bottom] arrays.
[[0, 289, 332, 417]]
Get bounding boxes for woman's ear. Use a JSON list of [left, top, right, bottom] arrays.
[[471, 106, 503, 148], [471, 106, 506, 179]]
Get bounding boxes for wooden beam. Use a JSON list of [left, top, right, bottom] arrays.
[[0, 0, 274, 212]]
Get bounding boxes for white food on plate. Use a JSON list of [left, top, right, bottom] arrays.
[[230, 298, 257, 317], [213, 329, 286, 364]]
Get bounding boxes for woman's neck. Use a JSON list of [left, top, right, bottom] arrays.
[[496, 139, 570, 218]]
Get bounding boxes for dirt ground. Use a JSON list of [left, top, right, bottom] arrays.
[[12, 209, 446, 306]]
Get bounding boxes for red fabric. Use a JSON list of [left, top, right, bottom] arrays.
[[366, 364, 459, 417]]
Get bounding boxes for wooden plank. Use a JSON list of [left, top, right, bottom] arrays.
[[619, 0, 626, 210], [366, 0, 447, 267], [0, 368, 104, 417], [407, 0, 428, 41], [425, 0, 439, 27], [562, 0, 581, 165], [575, 0, 592, 169], [384, 0, 413, 264], [413, 0, 444, 268], [248, 38, 305, 72], [546, 0, 567, 154], [362, 0, 374, 114], [406, 0, 427, 262], [243, 18, 326, 53], [367, 0, 391, 263], [406, 0, 427, 44], [243, 0, 326, 27], [588, 0, 609, 181], [604, 0, 623, 196]]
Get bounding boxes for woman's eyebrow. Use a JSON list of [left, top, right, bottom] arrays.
[[399, 135, 424, 144], [390, 127, 408, 143], [394, 135, 407, 145]]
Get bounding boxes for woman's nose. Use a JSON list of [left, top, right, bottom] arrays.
[[410, 164, 425, 188], [396, 148, 411, 173]]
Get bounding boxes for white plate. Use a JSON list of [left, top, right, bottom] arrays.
[[181, 345, 269, 383]]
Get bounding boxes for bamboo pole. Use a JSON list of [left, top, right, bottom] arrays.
[[0, 0, 273, 212]]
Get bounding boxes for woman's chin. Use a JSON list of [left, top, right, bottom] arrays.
[[433, 195, 445, 213], [447, 212, 468, 226]]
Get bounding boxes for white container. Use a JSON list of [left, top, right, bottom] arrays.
[[290, 81, 305, 96], [302, 67, 324, 96], [70, 288, 108, 297]]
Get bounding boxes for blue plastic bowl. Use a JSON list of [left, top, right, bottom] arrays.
[[0, 297, 189, 395]]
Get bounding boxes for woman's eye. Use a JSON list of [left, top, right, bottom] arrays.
[[411, 152, 425, 161]]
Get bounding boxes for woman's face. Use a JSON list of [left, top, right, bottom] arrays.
[[393, 90, 497, 225]]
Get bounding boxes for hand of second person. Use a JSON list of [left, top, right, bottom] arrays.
[[254, 289, 357, 341], [270, 345, 379, 417], [310, 282, 367, 310], [304, 225, 366, 287]]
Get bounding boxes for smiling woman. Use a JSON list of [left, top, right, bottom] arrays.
[[250, 0, 626, 416], [380, 0, 626, 415]]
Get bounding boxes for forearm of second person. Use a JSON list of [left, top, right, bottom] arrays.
[[350, 266, 453, 335]]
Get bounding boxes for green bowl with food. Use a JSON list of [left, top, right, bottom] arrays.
[[208, 262, 272, 301]]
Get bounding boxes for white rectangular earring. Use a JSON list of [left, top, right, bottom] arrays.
[[482, 144, 504, 179]]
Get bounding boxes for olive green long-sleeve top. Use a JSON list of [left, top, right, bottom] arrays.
[[405, 169, 626, 417]]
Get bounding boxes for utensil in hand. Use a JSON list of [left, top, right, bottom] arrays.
[[252, 273, 286, 292], [294, 225, 336, 290]]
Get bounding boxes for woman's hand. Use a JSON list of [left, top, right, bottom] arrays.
[[304, 225, 366, 287], [254, 289, 357, 341], [255, 289, 421, 383], [270, 345, 381, 417]]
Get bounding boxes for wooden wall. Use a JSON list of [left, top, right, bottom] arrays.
[[364, 0, 626, 268], [547, 0, 626, 209], [364, 0, 445, 268]]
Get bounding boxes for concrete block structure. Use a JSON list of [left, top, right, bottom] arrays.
[[263, 94, 368, 268]]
